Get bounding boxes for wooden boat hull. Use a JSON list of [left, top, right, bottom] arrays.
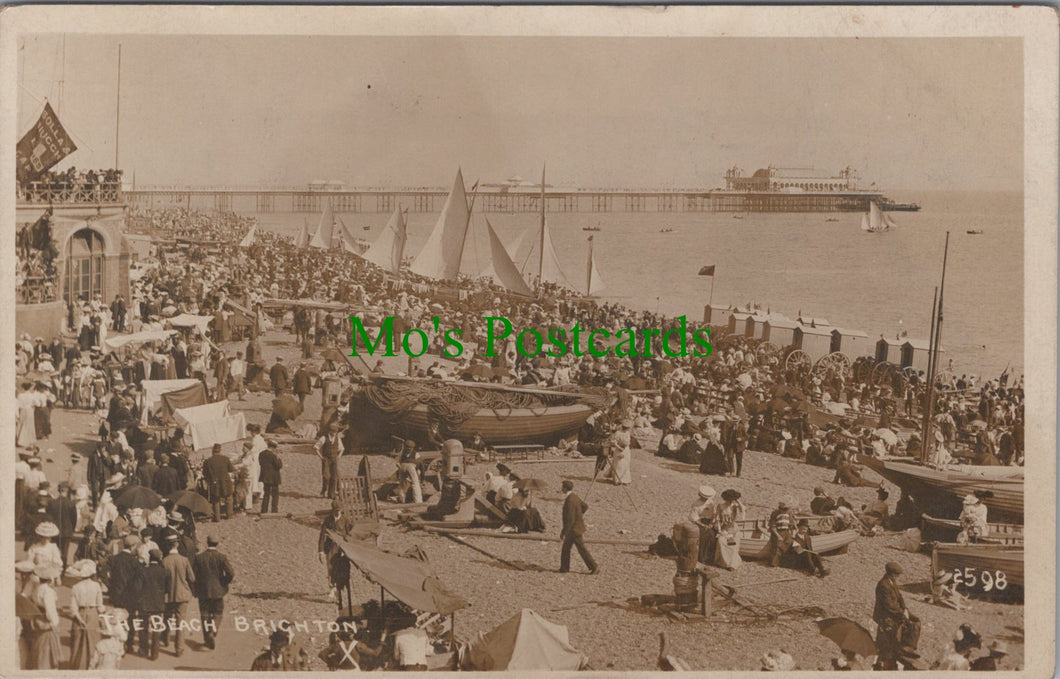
[[859, 455, 1023, 522], [920, 514, 1024, 546], [735, 518, 858, 560], [932, 543, 1023, 593], [395, 403, 594, 446]]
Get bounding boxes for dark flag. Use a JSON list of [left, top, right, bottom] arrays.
[[16, 102, 77, 183], [698, 265, 716, 276]]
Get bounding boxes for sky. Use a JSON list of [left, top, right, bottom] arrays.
[[17, 35, 1023, 191]]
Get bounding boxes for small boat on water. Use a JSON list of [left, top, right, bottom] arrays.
[[736, 517, 858, 560], [966, 229, 983, 235], [920, 514, 1023, 546], [659, 228, 675, 233], [582, 224, 601, 232], [931, 542, 1023, 595], [732, 213, 745, 220], [825, 217, 840, 222], [858, 455, 1024, 522], [861, 201, 897, 233]]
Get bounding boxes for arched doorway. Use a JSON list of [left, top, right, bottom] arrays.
[[66, 228, 105, 303]]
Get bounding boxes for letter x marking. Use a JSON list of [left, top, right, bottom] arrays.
[[338, 640, 360, 669]]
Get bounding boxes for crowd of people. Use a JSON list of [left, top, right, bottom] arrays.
[[13, 206, 1024, 671], [17, 167, 123, 204]]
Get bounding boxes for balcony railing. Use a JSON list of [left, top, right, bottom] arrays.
[[17, 275, 59, 304], [18, 180, 124, 205]]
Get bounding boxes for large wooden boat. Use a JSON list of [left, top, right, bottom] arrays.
[[736, 518, 858, 560], [858, 455, 1023, 522], [931, 542, 1023, 594], [920, 514, 1024, 546], [350, 376, 609, 447]]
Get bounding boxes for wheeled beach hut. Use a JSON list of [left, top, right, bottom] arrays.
[[901, 339, 942, 373], [727, 311, 754, 337], [794, 325, 834, 362], [763, 318, 800, 348], [830, 327, 870, 357], [749, 314, 771, 340], [703, 304, 735, 330], [875, 337, 903, 365]]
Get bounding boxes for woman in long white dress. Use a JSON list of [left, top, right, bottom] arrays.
[[713, 489, 746, 570], [67, 560, 105, 669], [16, 382, 42, 447], [30, 565, 62, 670], [610, 421, 633, 485]]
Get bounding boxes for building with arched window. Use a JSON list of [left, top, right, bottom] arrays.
[[16, 198, 132, 339]]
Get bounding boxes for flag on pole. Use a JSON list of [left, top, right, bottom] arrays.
[[698, 265, 716, 276], [16, 102, 77, 183]]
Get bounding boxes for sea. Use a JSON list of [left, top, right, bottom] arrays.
[[248, 190, 1023, 379]]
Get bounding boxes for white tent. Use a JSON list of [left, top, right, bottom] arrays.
[[173, 400, 247, 451]]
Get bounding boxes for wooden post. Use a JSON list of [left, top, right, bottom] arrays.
[[699, 571, 711, 617], [449, 613, 455, 650]]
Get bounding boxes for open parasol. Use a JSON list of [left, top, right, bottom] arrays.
[[168, 489, 212, 515], [113, 485, 163, 511], [272, 394, 303, 421], [816, 617, 878, 658], [513, 478, 548, 492], [872, 428, 899, 446]]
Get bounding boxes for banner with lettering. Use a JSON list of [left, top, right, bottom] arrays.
[[16, 102, 77, 183]]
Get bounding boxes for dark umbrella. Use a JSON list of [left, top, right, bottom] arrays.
[[272, 394, 302, 420], [513, 478, 548, 492], [320, 348, 347, 363], [816, 617, 878, 658], [113, 485, 163, 511], [168, 489, 212, 515]]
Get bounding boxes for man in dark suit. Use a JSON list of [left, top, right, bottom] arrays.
[[292, 362, 313, 408], [192, 535, 235, 650], [258, 441, 283, 514], [153, 453, 181, 497], [873, 561, 909, 670], [558, 480, 598, 575], [138, 549, 171, 660], [269, 357, 290, 397], [107, 535, 145, 652], [202, 444, 235, 522], [47, 482, 78, 568], [136, 450, 159, 490]]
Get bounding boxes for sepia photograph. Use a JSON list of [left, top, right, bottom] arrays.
[[2, 5, 1056, 675]]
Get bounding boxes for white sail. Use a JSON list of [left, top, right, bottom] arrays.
[[294, 216, 312, 247], [516, 222, 573, 288], [337, 217, 362, 254], [586, 236, 606, 296], [860, 213, 872, 232], [410, 169, 471, 280], [309, 200, 336, 248], [238, 223, 257, 248], [483, 218, 534, 296], [862, 201, 896, 233], [362, 206, 408, 273]]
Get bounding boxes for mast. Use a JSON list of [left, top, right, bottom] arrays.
[[58, 35, 65, 117], [455, 179, 479, 279], [586, 235, 594, 296], [920, 286, 938, 463], [920, 232, 950, 464], [115, 43, 122, 168], [538, 164, 546, 288]]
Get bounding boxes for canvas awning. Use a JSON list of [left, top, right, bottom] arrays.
[[160, 382, 208, 421], [167, 314, 213, 333], [327, 530, 469, 616], [141, 378, 204, 424], [104, 329, 176, 352], [173, 400, 247, 451], [464, 608, 587, 671]]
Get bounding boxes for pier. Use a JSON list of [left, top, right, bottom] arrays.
[[122, 185, 886, 214]]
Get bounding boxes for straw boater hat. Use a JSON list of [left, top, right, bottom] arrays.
[[105, 472, 125, 488], [698, 485, 716, 501], [66, 559, 97, 579], [963, 494, 979, 506], [988, 640, 1009, 656], [15, 561, 35, 574], [35, 522, 59, 538]]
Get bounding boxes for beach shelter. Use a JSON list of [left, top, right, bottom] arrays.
[[326, 530, 469, 615], [464, 609, 588, 671], [763, 317, 800, 347], [140, 378, 204, 424], [103, 329, 177, 352], [173, 400, 247, 451], [167, 314, 213, 334]]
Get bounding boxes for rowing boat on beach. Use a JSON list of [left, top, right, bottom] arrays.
[[736, 518, 858, 560], [858, 455, 1023, 522], [350, 376, 610, 447], [920, 514, 1024, 545], [931, 542, 1024, 594]]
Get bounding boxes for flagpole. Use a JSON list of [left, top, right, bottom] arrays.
[[455, 176, 479, 280], [115, 43, 121, 169], [709, 275, 715, 307]]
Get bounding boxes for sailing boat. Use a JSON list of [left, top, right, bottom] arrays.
[[294, 216, 312, 248], [409, 169, 473, 280], [360, 206, 408, 274], [585, 235, 605, 297], [309, 200, 338, 248], [860, 201, 897, 233]]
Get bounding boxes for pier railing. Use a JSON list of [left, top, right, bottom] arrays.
[[18, 180, 124, 206]]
